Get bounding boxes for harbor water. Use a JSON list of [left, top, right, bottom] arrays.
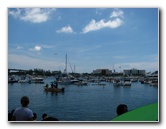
[[8, 77, 158, 121]]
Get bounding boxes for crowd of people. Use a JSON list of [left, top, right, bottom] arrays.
[[8, 96, 128, 121]]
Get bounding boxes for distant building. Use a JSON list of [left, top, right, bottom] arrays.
[[123, 68, 146, 76], [93, 69, 110, 76], [139, 70, 146, 75], [109, 70, 112, 75], [111, 72, 123, 76]]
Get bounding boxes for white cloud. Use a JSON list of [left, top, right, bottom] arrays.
[[29, 45, 42, 51], [82, 8, 124, 33], [8, 8, 21, 18], [110, 8, 124, 18], [16, 46, 23, 50], [56, 25, 74, 33], [8, 8, 56, 23], [82, 18, 123, 33]]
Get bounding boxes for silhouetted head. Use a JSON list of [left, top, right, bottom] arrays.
[[42, 113, 48, 119], [116, 104, 128, 116], [20, 96, 30, 107]]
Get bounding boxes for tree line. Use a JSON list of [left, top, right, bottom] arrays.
[[8, 68, 62, 76]]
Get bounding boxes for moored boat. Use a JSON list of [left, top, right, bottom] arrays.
[[18, 75, 30, 83], [150, 80, 158, 86], [122, 79, 131, 86], [113, 79, 122, 86], [8, 76, 18, 83], [29, 77, 44, 84], [74, 81, 88, 86]]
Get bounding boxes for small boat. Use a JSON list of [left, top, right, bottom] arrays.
[[8, 76, 18, 83], [113, 79, 122, 86], [131, 78, 138, 82], [18, 75, 30, 83], [44, 81, 65, 93], [74, 81, 88, 86], [150, 80, 158, 86], [123, 79, 131, 86], [29, 77, 44, 84], [57, 78, 71, 85], [44, 86, 65, 93]]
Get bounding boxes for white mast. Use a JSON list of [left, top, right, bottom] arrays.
[[74, 65, 75, 73], [64, 54, 67, 74]]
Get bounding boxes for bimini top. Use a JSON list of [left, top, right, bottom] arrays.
[[112, 102, 158, 122]]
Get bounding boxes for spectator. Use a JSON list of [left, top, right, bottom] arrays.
[[42, 113, 59, 121], [116, 104, 128, 116], [12, 96, 34, 121]]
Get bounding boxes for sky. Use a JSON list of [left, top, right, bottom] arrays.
[[8, 8, 158, 73]]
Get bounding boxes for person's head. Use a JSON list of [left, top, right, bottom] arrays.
[[20, 96, 30, 107], [42, 113, 47, 119], [116, 104, 128, 116]]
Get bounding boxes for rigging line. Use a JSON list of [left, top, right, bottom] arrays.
[[67, 57, 73, 73]]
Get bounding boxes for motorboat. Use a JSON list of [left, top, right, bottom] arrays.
[[8, 76, 18, 83], [123, 79, 131, 86], [29, 77, 44, 84], [113, 79, 122, 86]]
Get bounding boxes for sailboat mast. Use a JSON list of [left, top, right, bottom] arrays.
[[65, 54, 67, 74]]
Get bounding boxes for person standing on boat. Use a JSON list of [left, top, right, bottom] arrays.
[[51, 83, 54, 89], [12, 96, 34, 121], [55, 81, 58, 88]]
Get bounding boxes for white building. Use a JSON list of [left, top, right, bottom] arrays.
[[123, 68, 145, 76]]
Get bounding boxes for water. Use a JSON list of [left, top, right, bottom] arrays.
[[8, 77, 158, 121]]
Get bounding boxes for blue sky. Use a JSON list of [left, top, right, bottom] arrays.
[[8, 8, 158, 73]]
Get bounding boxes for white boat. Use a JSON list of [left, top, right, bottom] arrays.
[[57, 54, 73, 85], [74, 81, 88, 86], [8, 76, 18, 83], [123, 79, 131, 86], [57, 77, 72, 85], [113, 79, 122, 86], [29, 77, 44, 84], [18, 75, 30, 83], [150, 80, 158, 86], [131, 77, 138, 82]]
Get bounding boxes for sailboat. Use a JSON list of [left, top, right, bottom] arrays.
[[57, 54, 72, 85]]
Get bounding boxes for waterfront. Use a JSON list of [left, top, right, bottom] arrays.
[[8, 77, 158, 121]]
